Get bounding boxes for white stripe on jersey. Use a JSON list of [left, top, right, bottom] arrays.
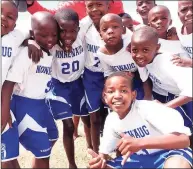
[[50, 32, 85, 83], [2, 29, 29, 84], [97, 34, 137, 77], [6, 47, 53, 99]]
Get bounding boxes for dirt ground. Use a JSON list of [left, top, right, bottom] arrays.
[[18, 120, 91, 168]]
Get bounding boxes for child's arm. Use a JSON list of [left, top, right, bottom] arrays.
[[1, 81, 15, 132], [142, 78, 153, 100], [171, 55, 193, 67]]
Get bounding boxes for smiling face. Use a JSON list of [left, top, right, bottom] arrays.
[[100, 14, 124, 46], [85, 0, 109, 28], [178, 1, 193, 28], [1, 1, 18, 36], [103, 74, 136, 119], [148, 6, 172, 36], [136, 0, 156, 20]]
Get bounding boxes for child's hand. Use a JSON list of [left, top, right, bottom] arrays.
[[88, 149, 107, 168], [167, 27, 179, 40], [171, 55, 192, 67], [28, 40, 43, 63], [1, 111, 12, 133]]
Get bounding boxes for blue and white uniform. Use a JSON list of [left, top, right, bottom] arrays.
[[1, 29, 29, 162], [46, 32, 87, 120], [177, 27, 192, 58], [138, 53, 192, 130], [97, 33, 144, 100], [100, 100, 192, 168], [6, 47, 58, 158]]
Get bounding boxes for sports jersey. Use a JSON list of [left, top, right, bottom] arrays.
[[6, 47, 53, 99], [2, 29, 29, 84], [50, 32, 85, 83], [99, 100, 191, 155], [177, 27, 192, 58], [97, 35, 137, 77], [138, 53, 192, 97]]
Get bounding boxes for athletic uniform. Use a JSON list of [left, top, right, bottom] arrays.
[[6, 47, 58, 158], [46, 32, 87, 120], [99, 100, 192, 168], [138, 53, 192, 131], [97, 31, 144, 100], [1, 29, 29, 162]]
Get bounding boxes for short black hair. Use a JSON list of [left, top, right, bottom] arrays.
[[54, 8, 79, 25], [118, 13, 132, 19], [136, 0, 156, 4], [105, 72, 134, 91]]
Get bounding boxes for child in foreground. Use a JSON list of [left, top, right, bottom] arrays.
[[88, 72, 192, 168]]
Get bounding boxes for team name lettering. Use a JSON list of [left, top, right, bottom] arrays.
[[149, 73, 161, 85], [87, 43, 99, 53], [55, 46, 83, 58], [184, 47, 193, 54], [2, 46, 12, 57], [110, 63, 136, 71], [36, 66, 51, 75], [124, 125, 150, 138]]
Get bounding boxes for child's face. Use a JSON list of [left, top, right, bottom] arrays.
[[1, 1, 18, 36], [32, 21, 58, 50], [136, 0, 155, 20], [57, 19, 79, 49], [122, 18, 134, 32], [100, 18, 123, 46], [85, 1, 109, 27], [103, 76, 136, 119], [148, 7, 172, 36], [131, 36, 160, 67], [178, 1, 193, 27]]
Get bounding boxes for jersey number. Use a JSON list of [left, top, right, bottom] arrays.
[[61, 61, 79, 74], [45, 80, 53, 93], [94, 57, 100, 67]]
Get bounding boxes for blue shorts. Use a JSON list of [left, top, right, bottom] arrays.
[[152, 92, 168, 103], [46, 77, 88, 120], [11, 95, 58, 158], [83, 68, 104, 113], [1, 113, 19, 162], [107, 148, 192, 168]]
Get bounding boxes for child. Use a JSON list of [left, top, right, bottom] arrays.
[[97, 13, 152, 100], [131, 26, 192, 131], [2, 11, 59, 168], [175, 1, 192, 65], [118, 13, 134, 32], [88, 72, 192, 168]]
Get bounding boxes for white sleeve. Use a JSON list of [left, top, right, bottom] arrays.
[[6, 48, 31, 84], [168, 64, 192, 97], [99, 114, 120, 154], [138, 67, 149, 82], [97, 52, 114, 77], [12, 29, 30, 48], [143, 101, 191, 135]]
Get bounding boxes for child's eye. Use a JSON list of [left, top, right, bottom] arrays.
[[121, 90, 127, 93], [102, 28, 107, 32], [180, 7, 188, 12], [143, 49, 149, 52], [132, 49, 137, 53], [7, 15, 14, 20], [107, 90, 113, 94]]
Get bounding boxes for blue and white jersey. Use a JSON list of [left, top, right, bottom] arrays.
[[97, 35, 137, 77], [138, 53, 192, 97], [50, 32, 85, 83], [99, 100, 191, 155], [2, 29, 29, 84], [177, 27, 192, 58], [6, 47, 53, 99]]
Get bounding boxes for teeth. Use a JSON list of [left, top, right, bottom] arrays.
[[113, 102, 123, 105]]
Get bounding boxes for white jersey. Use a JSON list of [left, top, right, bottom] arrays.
[[138, 53, 192, 97], [2, 29, 29, 84], [99, 100, 191, 155], [6, 47, 53, 99], [50, 32, 85, 83], [97, 35, 137, 77], [177, 27, 192, 58]]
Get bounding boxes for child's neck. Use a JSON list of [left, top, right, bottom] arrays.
[[142, 18, 149, 25], [105, 39, 123, 55], [159, 31, 167, 40], [182, 25, 193, 35]]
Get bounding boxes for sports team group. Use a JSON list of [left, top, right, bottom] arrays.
[[1, 0, 193, 168]]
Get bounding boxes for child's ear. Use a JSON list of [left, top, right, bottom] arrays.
[[136, 9, 139, 14], [156, 43, 161, 52], [77, 26, 80, 32], [169, 19, 172, 26], [122, 26, 126, 34], [102, 91, 108, 104], [131, 90, 137, 101]]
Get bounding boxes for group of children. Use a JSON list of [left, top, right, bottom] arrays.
[[1, 0, 192, 168]]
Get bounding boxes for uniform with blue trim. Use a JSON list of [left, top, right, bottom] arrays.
[[6, 47, 58, 159], [99, 100, 192, 168], [46, 32, 87, 120], [138, 52, 192, 131], [1, 29, 29, 162]]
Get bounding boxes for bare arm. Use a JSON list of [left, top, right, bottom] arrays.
[[143, 78, 153, 100]]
